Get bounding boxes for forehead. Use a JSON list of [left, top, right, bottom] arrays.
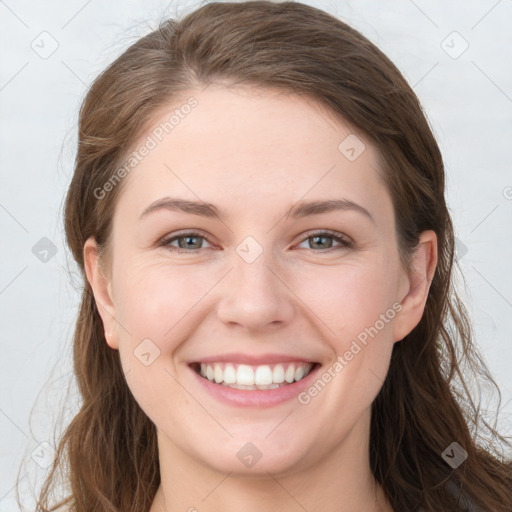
[[114, 84, 391, 224]]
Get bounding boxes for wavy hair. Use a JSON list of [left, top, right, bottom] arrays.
[[21, 1, 512, 511]]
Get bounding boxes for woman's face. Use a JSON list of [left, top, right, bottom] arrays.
[[85, 84, 435, 477]]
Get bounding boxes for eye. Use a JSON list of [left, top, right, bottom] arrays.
[[160, 231, 212, 253], [296, 230, 353, 252], [159, 229, 353, 254]]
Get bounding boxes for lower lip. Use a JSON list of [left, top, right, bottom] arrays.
[[189, 363, 321, 408]]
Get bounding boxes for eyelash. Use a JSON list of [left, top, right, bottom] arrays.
[[159, 230, 354, 254]]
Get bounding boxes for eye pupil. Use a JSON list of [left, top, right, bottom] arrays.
[[310, 235, 332, 249], [179, 235, 202, 249]]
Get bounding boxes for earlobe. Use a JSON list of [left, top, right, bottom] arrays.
[[393, 230, 438, 342], [83, 237, 119, 350]]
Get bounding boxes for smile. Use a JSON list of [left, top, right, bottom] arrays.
[[190, 361, 317, 390]]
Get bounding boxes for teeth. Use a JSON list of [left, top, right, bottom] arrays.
[[255, 365, 273, 385], [273, 364, 285, 383], [220, 382, 281, 390], [285, 365, 295, 383], [196, 361, 314, 389], [237, 364, 255, 385], [214, 364, 223, 384], [223, 364, 236, 384]]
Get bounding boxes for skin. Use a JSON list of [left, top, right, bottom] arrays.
[[84, 84, 437, 512]]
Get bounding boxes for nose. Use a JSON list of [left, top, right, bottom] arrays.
[[216, 251, 295, 332]]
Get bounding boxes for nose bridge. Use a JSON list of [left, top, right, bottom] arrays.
[[216, 239, 294, 329]]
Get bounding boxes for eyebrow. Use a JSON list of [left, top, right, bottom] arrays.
[[139, 197, 375, 224]]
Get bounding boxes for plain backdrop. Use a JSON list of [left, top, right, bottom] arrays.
[[1, 0, 511, 509]]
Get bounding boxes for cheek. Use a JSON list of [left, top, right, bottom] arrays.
[[112, 262, 202, 424], [113, 258, 212, 341], [292, 261, 399, 417], [120, 355, 193, 433], [291, 256, 400, 341]]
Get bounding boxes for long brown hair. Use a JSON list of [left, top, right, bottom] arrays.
[[24, 1, 511, 511]]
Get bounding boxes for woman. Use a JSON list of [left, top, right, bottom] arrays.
[[31, 1, 512, 511]]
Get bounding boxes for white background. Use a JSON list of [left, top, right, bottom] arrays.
[[1, 0, 511, 509]]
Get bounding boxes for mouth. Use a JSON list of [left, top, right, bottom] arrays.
[[189, 361, 320, 391]]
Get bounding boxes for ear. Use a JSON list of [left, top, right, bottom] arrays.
[[393, 230, 438, 342], [83, 237, 119, 350]]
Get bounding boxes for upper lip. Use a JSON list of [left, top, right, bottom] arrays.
[[189, 353, 318, 366]]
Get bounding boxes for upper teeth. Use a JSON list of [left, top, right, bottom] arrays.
[[198, 362, 314, 386]]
